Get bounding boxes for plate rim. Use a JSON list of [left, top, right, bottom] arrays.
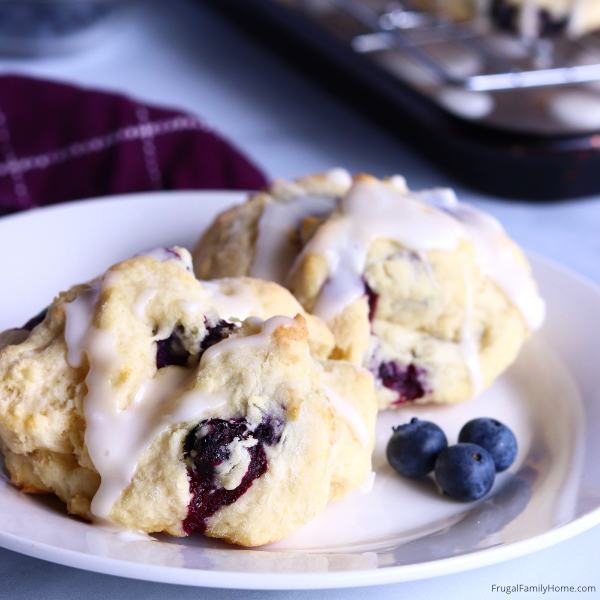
[[0, 508, 599, 589], [1, 190, 599, 589]]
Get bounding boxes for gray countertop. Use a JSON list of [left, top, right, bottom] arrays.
[[0, 1, 598, 598]]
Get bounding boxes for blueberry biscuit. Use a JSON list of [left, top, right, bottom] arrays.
[[488, 0, 600, 36], [415, 0, 600, 37], [0, 248, 376, 546], [193, 172, 545, 409]]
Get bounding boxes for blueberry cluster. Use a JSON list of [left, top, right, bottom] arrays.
[[386, 417, 517, 502], [156, 319, 237, 369], [182, 416, 284, 534], [378, 362, 427, 405]]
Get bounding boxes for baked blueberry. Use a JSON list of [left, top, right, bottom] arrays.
[[434, 443, 496, 501], [386, 417, 448, 478], [193, 173, 544, 411], [182, 415, 284, 534], [254, 414, 286, 446], [22, 307, 48, 331], [458, 418, 517, 472], [378, 361, 427, 404], [156, 319, 237, 369], [156, 327, 189, 369], [0, 246, 377, 546], [363, 280, 378, 323], [200, 319, 237, 352]]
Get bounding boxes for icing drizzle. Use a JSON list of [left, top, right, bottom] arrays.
[[296, 181, 545, 331], [250, 177, 545, 398], [62, 281, 306, 523], [251, 195, 337, 285], [64, 285, 226, 520]]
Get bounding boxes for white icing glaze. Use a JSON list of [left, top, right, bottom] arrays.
[[133, 289, 156, 319], [324, 168, 352, 187], [460, 280, 483, 397], [251, 195, 338, 285], [300, 181, 464, 323], [200, 315, 294, 364], [178, 300, 200, 315], [322, 384, 370, 448], [203, 279, 260, 321], [425, 189, 546, 331], [309, 219, 367, 323], [386, 175, 408, 192], [341, 183, 465, 251], [300, 180, 545, 332], [63, 285, 227, 521], [87, 364, 226, 519], [63, 284, 101, 368]]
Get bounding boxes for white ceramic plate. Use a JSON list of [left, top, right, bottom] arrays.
[[0, 191, 599, 590]]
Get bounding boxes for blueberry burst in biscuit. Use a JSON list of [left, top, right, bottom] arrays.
[[193, 170, 545, 409], [0, 248, 376, 546]]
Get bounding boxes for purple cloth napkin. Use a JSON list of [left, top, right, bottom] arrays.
[[0, 75, 267, 216]]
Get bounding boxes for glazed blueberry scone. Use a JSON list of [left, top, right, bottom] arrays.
[[193, 171, 545, 410], [0, 248, 376, 546], [192, 169, 353, 285], [415, 0, 600, 37], [488, 0, 600, 36]]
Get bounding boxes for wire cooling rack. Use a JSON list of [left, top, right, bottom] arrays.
[[282, 0, 600, 134], [208, 0, 600, 197], [334, 0, 600, 90]]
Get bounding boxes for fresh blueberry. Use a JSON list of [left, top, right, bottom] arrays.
[[434, 443, 496, 501], [387, 417, 448, 478], [458, 418, 517, 472]]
